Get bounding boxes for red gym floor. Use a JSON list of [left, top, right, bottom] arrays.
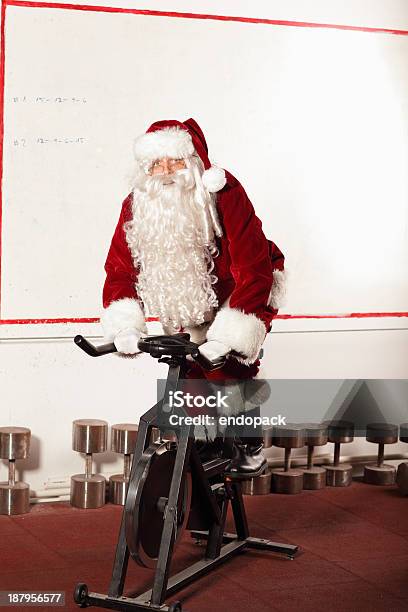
[[1, 481, 408, 612]]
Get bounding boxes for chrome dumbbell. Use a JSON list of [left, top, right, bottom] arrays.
[[396, 423, 408, 495], [302, 424, 328, 490], [364, 423, 398, 485], [271, 424, 305, 494], [241, 470, 272, 496], [0, 427, 31, 515], [109, 423, 138, 505], [325, 420, 354, 487], [70, 419, 108, 509]]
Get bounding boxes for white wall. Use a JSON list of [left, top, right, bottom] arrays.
[[1, 0, 407, 498]]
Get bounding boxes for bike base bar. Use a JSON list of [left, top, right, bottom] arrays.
[[77, 535, 296, 611]]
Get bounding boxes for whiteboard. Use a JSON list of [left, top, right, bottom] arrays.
[[2, 4, 408, 321]]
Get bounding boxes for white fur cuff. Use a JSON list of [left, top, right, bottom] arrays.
[[206, 307, 267, 365], [268, 269, 287, 309], [100, 298, 147, 341]]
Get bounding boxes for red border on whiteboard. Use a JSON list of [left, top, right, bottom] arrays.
[[1, 0, 408, 325], [0, 1, 6, 318], [0, 312, 408, 325], [4, 0, 408, 36]]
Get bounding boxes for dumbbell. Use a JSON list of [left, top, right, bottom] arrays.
[[109, 423, 138, 505], [271, 424, 305, 494], [0, 427, 31, 515], [302, 424, 328, 490], [363, 423, 398, 485], [242, 469, 272, 496], [70, 419, 108, 509], [262, 426, 273, 449], [400, 423, 408, 445], [325, 420, 354, 487], [396, 423, 408, 495]]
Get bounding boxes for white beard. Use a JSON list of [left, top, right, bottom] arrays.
[[125, 166, 219, 331]]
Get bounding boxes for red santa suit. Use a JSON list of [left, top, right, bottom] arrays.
[[101, 119, 285, 381]]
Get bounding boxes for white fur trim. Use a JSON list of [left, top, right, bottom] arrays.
[[267, 269, 287, 309], [206, 307, 267, 365], [133, 127, 194, 162], [100, 298, 147, 341], [202, 166, 226, 193]]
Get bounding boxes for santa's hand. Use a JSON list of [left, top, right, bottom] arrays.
[[199, 340, 231, 363], [113, 328, 141, 354]]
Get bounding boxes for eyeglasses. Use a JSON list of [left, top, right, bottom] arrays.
[[149, 158, 187, 174]]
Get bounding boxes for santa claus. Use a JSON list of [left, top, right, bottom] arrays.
[[100, 118, 285, 476]]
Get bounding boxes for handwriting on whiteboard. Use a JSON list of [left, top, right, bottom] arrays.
[[13, 137, 86, 146], [12, 96, 88, 104]]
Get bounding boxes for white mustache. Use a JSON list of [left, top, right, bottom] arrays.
[[146, 169, 194, 193]]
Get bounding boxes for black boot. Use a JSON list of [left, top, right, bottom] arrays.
[[227, 440, 267, 478]]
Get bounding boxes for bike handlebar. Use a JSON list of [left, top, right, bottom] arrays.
[[74, 334, 117, 357], [73, 333, 242, 371]]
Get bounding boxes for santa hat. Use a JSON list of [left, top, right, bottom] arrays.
[[133, 118, 227, 193]]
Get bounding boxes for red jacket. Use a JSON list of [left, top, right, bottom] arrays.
[[101, 170, 285, 377]]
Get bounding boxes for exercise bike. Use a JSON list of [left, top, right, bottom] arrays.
[[73, 333, 298, 611]]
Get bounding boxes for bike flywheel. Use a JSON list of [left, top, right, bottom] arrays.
[[125, 441, 192, 568]]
